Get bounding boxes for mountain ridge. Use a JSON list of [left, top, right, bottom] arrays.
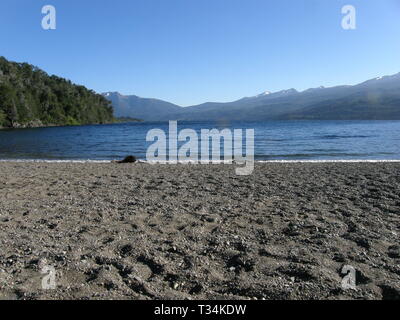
[[104, 72, 400, 121], [103, 91, 181, 121]]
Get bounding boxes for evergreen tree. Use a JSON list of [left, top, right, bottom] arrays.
[[0, 56, 114, 128]]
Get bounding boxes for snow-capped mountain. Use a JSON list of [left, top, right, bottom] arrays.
[[255, 91, 271, 97], [104, 72, 400, 121]]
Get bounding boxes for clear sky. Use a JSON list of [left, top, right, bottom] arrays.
[[1, 0, 400, 106]]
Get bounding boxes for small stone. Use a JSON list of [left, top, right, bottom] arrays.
[[388, 245, 400, 259]]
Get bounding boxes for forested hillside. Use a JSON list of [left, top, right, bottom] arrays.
[[0, 57, 114, 128]]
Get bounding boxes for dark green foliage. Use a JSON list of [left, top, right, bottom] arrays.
[[0, 57, 114, 128]]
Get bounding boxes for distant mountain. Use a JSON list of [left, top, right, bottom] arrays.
[[104, 72, 400, 121], [278, 73, 400, 120], [102, 92, 181, 121]]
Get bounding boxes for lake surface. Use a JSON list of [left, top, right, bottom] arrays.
[[0, 121, 400, 161]]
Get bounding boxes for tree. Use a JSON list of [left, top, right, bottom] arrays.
[[0, 84, 18, 126], [0, 110, 6, 126], [0, 56, 114, 128]]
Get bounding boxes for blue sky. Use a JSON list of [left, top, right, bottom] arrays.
[[1, 0, 400, 106]]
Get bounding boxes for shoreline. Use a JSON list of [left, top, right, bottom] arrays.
[[0, 159, 400, 165], [0, 119, 142, 131], [0, 162, 399, 300]]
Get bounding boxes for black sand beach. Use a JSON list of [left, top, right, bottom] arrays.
[[0, 162, 399, 300]]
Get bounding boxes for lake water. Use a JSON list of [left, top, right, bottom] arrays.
[[0, 120, 400, 161]]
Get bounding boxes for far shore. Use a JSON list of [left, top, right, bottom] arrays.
[[0, 117, 143, 131]]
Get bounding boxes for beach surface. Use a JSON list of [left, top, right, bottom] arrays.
[[0, 162, 399, 300]]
